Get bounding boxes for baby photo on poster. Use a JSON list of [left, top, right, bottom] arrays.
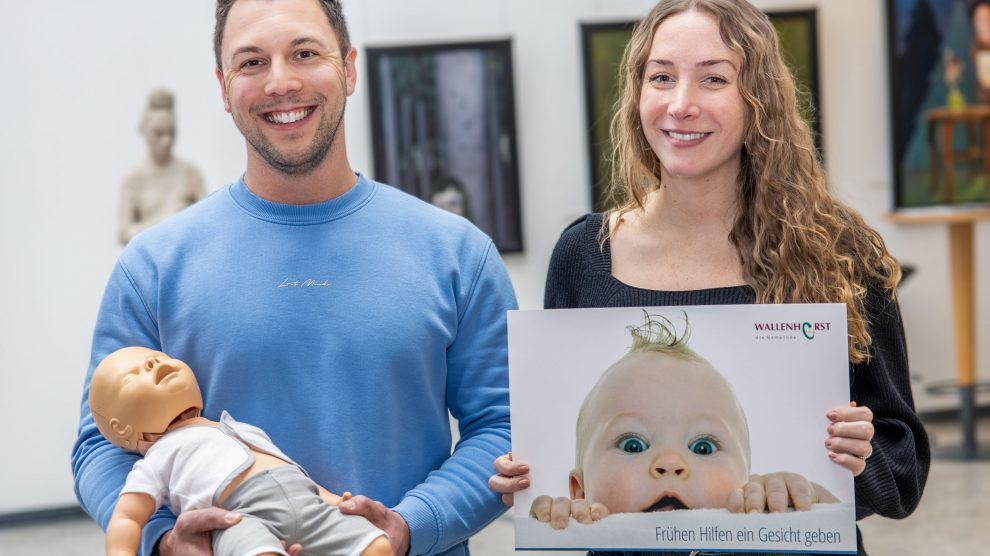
[[507, 304, 856, 553]]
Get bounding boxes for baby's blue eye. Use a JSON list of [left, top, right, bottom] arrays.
[[689, 438, 717, 455], [618, 436, 649, 453]]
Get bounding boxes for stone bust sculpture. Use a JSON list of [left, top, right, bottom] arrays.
[[118, 88, 206, 245]]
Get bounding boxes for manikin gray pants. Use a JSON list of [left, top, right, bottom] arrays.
[[214, 465, 385, 556]]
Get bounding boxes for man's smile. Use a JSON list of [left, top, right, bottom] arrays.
[[264, 107, 315, 125]]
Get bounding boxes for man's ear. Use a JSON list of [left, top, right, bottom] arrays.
[[344, 47, 357, 96], [569, 469, 585, 500], [215, 67, 231, 113]]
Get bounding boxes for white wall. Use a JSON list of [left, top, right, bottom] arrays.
[[1, 0, 985, 515]]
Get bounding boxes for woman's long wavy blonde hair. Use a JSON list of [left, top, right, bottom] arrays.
[[605, 0, 900, 364]]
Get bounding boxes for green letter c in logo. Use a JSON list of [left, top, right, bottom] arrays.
[[802, 322, 814, 340]]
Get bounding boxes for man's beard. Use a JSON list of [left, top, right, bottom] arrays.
[[238, 96, 345, 176]]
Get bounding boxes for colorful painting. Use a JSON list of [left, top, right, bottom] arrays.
[[367, 40, 523, 252], [888, 0, 990, 208]]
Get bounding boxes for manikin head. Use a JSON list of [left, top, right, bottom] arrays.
[[141, 88, 177, 165], [570, 314, 751, 512], [88, 347, 203, 454]]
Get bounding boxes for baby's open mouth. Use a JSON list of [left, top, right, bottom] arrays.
[[644, 495, 689, 512]]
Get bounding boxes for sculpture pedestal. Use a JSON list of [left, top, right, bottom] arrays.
[[889, 209, 990, 460]]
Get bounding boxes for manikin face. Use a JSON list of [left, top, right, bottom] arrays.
[[639, 10, 747, 185], [90, 347, 203, 453], [572, 352, 750, 513], [216, 0, 357, 176], [142, 110, 176, 164]]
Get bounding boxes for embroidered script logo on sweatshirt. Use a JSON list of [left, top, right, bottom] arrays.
[[277, 277, 333, 288]]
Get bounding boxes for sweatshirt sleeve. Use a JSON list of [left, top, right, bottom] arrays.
[[850, 286, 931, 520], [70, 259, 177, 556], [392, 241, 517, 555]]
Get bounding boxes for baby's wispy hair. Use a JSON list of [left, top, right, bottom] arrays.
[[626, 310, 700, 361]]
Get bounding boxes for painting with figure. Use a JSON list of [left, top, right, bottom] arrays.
[[582, 11, 822, 212], [367, 40, 523, 252], [888, 0, 990, 208]]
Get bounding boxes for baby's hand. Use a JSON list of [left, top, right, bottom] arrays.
[[529, 495, 609, 529], [727, 472, 839, 513]]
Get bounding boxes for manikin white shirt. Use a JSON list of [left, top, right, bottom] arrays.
[[120, 411, 300, 514]]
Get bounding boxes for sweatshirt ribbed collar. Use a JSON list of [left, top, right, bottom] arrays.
[[227, 172, 376, 225]]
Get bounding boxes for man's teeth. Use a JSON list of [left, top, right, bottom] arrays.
[[668, 131, 706, 141], [267, 109, 311, 124]]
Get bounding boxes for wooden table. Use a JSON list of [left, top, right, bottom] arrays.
[[925, 105, 990, 203], [889, 209, 990, 459]]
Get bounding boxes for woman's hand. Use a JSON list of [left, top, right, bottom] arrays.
[[488, 452, 531, 506], [825, 401, 875, 476]]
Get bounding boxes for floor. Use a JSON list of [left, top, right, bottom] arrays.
[[3, 416, 987, 555]]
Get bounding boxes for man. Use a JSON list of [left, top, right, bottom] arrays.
[[71, 1, 517, 555]]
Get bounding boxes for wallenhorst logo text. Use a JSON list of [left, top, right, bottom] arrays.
[[754, 321, 832, 340]]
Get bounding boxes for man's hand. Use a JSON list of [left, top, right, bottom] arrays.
[[826, 401, 875, 476], [339, 495, 409, 556], [726, 472, 839, 514], [529, 495, 609, 530], [157, 508, 241, 556], [158, 508, 302, 556], [488, 452, 531, 506]]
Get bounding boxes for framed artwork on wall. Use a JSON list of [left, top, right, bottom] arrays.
[[366, 40, 524, 252], [581, 10, 822, 212], [887, 0, 990, 209], [581, 21, 638, 212]]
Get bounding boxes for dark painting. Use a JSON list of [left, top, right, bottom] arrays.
[[367, 40, 523, 252]]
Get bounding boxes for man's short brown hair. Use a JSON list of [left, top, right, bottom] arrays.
[[213, 0, 351, 71]]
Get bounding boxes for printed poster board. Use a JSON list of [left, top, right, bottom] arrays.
[[508, 304, 856, 553]]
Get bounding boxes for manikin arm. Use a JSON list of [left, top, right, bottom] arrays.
[[106, 492, 157, 556], [318, 485, 352, 506]]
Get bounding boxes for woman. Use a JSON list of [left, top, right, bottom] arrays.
[[490, 1, 929, 554]]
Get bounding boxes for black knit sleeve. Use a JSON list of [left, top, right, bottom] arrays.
[[544, 215, 593, 309], [850, 286, 931, 520]]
